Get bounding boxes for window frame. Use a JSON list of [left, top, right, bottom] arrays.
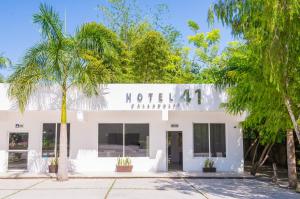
[[210, 123, 226, 157], [193, 123, 210, 157], [124, 123, 150, 157], [98, 123, 124, 157], [193, 123, 226, 158], [98, 123, 150, 158], [42, 123, 70, 158], [7, 132, 29, 171]]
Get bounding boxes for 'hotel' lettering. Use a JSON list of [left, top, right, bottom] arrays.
[[126, 93, 131, 103], [137, 93, 143, 102], [126, 89, 201, 105], [159, 93, 163, 103], [169, 93, 174, 103], [148, 93, 153, 102]]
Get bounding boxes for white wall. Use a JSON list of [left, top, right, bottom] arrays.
[[0, 110, 243, 173], [0, 84, 228, 112], [167, 111, 244, 172], [0, 84, 243, 173]]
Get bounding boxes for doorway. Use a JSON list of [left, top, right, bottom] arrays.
[[167, 131, 183, 171], [8, 132, 29, 170]]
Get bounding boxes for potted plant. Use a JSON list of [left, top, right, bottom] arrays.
[[116, 157, 133, 172], [48, 157, 58, 173], [202, 159, 216, 172]]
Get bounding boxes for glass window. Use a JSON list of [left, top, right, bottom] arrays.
[[8, 132, 28, 170], [210, 123, 226, 157], [42, 123, 70, 157], [8, 152, 28, 170], [42, 123, 56, 157], [98, 123, 123, 157], [9, 133, 28, 150], [125, 124, 149, 157], [193, 124, 209, 157]]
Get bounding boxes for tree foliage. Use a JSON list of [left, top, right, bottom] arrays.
[[187, 20, 223, 83], [99, 0, 182, 48], [210, 0, 300, 142], [132, 31, 170, 82], [98, 0, 193, 83], [215, 43, 288, 144]]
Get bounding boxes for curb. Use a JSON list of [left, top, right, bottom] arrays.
[[0, 175, 255, 180]]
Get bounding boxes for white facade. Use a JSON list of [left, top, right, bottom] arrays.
[[0, 84, 244, 173]]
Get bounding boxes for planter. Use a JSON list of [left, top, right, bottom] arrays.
[[116, 165, 133, 172], [48, 165, 58, 173], [202, 167, 216, 172]]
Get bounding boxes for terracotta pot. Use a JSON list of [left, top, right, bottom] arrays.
[[49, 165, 58, 173], [202, 167, 216, 172], [116, 165, 133, 172]]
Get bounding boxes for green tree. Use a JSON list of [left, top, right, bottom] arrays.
[[213, 43, 289, 175], [187, 20, 223, 83], [99, 0, 181, 49], [99, 0, 189, 83], [211, 0, 300, 146], [8, 4, 120, 181], [132, 31, 171, 82], [210, 0, 300, 188]]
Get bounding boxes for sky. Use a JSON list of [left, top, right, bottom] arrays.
[[0, 0, 233, 77]]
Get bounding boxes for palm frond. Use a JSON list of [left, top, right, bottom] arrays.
[[8, 64, 42, 112], [76, 22, 123, 56], [33, 3, 63, 43], [71, 52, 111, 96], [0, 55, 11, 68], [0, 74, 4, 83], [8, 42, 54, 112], [63, 38, 110, 96]]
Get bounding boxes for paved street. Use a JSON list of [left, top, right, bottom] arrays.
[[0, 178, 299, 199]]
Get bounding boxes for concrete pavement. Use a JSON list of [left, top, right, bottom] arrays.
[[0, 178, 299, 199]]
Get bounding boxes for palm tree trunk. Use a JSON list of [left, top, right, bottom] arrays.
[[57, 87, 69, 181], [286, 129, 297, 188]]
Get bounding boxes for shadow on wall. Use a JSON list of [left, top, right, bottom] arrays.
[[0, 151, 7, 173], [27, 150, 48, 172], [9, 85, 109, 111]]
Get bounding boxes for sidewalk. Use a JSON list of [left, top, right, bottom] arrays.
[[0, 171, 254, 179], [244, 162, 300, 188]]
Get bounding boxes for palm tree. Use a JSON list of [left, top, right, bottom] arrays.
[[8, 4, 122, 180]]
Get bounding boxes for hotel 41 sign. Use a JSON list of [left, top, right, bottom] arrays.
[[126, 89, 201, 110]]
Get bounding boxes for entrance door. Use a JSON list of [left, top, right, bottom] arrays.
[[167, 131, 183, 171], [8, 132, 29, 170]]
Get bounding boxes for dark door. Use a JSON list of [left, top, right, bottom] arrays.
[[167, 131, 183, 171]]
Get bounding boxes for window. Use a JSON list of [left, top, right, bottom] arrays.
[[125, 124, 149, 157], [193, 123, 226, 157], [8, 132, 29, 170], [42, 123, 70, 157], [42, 124, 56, 157], [193, 124, 209, 157], [210, 123, 226, 157], [98, 123, 149, 157], [98, 123, 123, 157]]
